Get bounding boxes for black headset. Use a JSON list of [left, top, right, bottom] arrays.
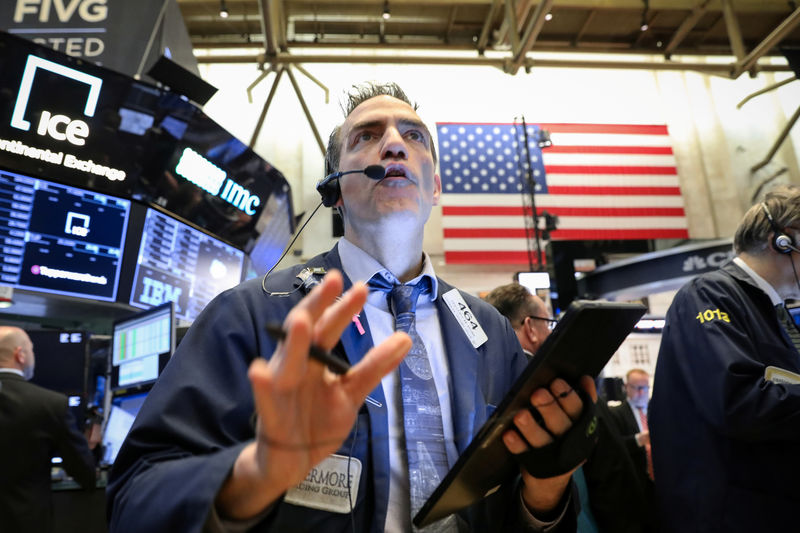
[[316, 165, 386, 207], [316, 163, 342, 208], [761, 202, 797, 254]]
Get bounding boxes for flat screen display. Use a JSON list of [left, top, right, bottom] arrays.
[[27, 329, 87, 397], [127, 207, 244, 322], [0, 167, 130, 301], [0, 31, 293, 251], [101, 391, 147, 466], [111, 301, 174, 391], [517, 272, 551, 291]]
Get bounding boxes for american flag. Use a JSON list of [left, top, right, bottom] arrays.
[[436, 122, 689, 265]]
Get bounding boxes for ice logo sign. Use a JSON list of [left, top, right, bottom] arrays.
[[10, 54, 103, 147], [65, 212, 90, 237]]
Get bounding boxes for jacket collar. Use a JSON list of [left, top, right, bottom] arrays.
[[722, 260, 779, 307]]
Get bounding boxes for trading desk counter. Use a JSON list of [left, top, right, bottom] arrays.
[[51, 469, 108, 533]]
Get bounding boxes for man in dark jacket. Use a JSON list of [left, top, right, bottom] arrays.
[[650, 185, 800, 532], [107, 82, 598, 533], [0, 326, 96, 533]]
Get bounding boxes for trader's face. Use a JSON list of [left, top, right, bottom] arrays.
[[20, 335, 35, 381], [626, 372, 650, 408], [336, 95, 441, 232]]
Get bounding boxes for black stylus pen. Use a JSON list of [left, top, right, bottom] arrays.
[[264, 323, 351, 374]]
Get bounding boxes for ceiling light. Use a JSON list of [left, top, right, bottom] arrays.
[[640, 0, 648, 32], [382, 0, 391, 20], [545, 13, 553, 21], [219, 0, 229, 18]]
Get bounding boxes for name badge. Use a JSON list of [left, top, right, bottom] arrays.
[[284, 454, 362, 514], [765, 365, 800, 385], [442, 288, 488, 348]]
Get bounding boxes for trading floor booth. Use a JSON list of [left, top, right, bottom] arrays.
[[0, 31, 292, 532]]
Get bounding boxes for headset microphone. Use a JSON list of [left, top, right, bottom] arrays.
[[761, 202, 800, 254], [263, 164, 387, 296], [316, 165, 386, 207], [775, 234, 800, 254]]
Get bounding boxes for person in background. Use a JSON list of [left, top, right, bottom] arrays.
[[650, 185, 800, 532], [486, 283, 647, 533], [484, 283, 554, 357], [606, 368, 655, 531], [0, 326, 96, 533], [107, 82, 599, 533]]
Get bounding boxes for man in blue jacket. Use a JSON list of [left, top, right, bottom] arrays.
[[650, 185, 800, 532], [107, 82, 596, 532]]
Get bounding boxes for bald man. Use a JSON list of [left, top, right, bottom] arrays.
[[0, 326, 96, 533]]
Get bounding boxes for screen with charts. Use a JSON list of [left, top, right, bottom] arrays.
[[127, 206, 244, 322], [0, 168, 130, 301], [101, 392, 147, 466], [111, 302, 174, 391]]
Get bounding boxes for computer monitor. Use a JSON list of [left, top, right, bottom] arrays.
[[125, 205, 245, 322], [0, 168, 131, 301], [516, 271, 551, 292], [110, 302, 175, 392], [101, 392, 147, 466]]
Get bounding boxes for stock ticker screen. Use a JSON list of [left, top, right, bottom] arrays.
[[0, 168, 129, 301], [128, 207, 244, 322]]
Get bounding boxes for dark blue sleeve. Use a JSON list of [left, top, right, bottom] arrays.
[[106, 279, 289, 533], [656, 277, 800, 442]]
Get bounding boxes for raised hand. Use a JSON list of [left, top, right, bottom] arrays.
[[216, 270, 411, 519]]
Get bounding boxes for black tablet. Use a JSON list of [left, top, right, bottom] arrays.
[[413, 299, 647, 528]]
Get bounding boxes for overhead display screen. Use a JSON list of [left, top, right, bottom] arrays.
[[0, 167, 129, 301], [128, 207, 244, 322], [0, 31, 293, 251]]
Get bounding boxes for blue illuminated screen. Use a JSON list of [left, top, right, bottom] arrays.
[[0, 168, 130, 301], [128, 207, 244, 321], [101, 392, 147, 466], [111, 302, 174, 391]]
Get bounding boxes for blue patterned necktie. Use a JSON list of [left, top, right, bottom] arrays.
[[369, 274, 452, 528]]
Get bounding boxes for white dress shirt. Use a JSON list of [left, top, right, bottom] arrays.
[[338, 237, 458, 533]]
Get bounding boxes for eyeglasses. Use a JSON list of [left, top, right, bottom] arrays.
[[626, 384, 650, 393], [525, 315, 558, 331]]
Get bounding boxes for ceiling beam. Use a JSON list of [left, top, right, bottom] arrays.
[[195, 51, 792, 76], [505, 0, 521, 56], [476, 0, 501, 54], [663, 0, 710, 58], [258, 0, 279, 57], [732, 5, 800, 78], [573, 8, 596, 47], [509, 0, 554, 74], [445, 6, 458, 43], [721, 0, 746, 61]]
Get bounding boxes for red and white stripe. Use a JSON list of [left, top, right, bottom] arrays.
[[441, 123, 688, 265]]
